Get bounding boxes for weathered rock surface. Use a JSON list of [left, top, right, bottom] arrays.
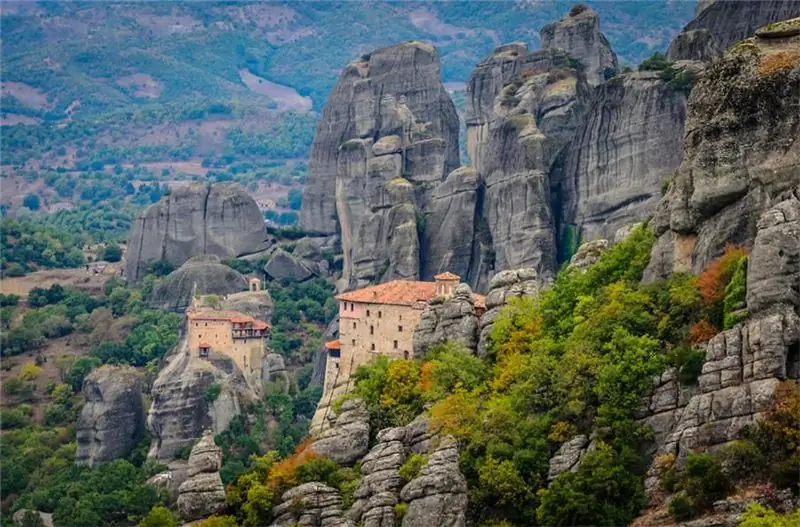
[[547, 434, 594, 481], [177, 431, 226, 522], [399, 439, 468, 527], [567, 239, 608, 271], [667, 0, 800, 61], [556, 69, 690, 243], [76, 365, 144, 467], [347, 427, 408, 527], [220, 288, 274, 322], [270, 482, 354, 527], [12, 510, 54, 527], [265, 248, 315, 282], [646, 30, 800, 280], [311, 398, 370, 466], [413, 283, 480, 357], [149, 256, 249, 312], [477, 268, 543, 356], [263, 352, 289, 385], [540, 4, 619, 86], [301, 41, 460, 289], [126, 183, 269, 282], [746, 192, 800, 315], [147, 338, 255, 461]]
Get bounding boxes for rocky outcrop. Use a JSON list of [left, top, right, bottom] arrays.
[[265, 248, 315, 282], [263, 353, 289, 385], [347, 427, 408, 526], [301, 41, 460, 288], [126, 183, 269, 282], [399, 439, 468, 527], [220, 288, 274, 322], [412, 284, 480, 357], [567, 239, 608, 271], [555, 69, 691, 243], [76, 365, 144, 467], [149, 256, 248, 312], [270, 482, 354, 527], [12, 510, 53, 527], [311, 398, 371, 466], [477, 268, 543, 356], [176, 431, 226, 522], [646, 29, 800, 280], [667, 1, 800, 61], [547, 434, 594, 481], [147, 338, 255, 461], [540, 4, 619, 86]]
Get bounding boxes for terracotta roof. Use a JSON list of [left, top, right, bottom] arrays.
[[337, 280, 438, 307], [472, 294, 486, 310], [253, 321, 269, 330], [230, 316, 254, 324], [325, 339, 341, 350], [188, 308, 270, 328], [199, 342, 211, 348], [434, 271, 461, 281]]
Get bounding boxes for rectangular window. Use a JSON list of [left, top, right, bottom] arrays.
[[393, 340, 398, 349], [370, 326, 374, 335], [398, 325, 403, 332], [351, 303, 355, 311], [367, 309, 370, 317], [353, 322, 356, 329], [378, 311, 382, 318], [352, 339, 356, 346], [371, 343, 375, 351]]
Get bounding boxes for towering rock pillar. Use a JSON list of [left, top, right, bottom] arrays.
[[300, 41, 460, 289]]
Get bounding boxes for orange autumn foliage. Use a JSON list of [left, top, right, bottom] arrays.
[[689, 319, 717, 344], [418, 361, 436, 393], [693, 245, 749, 307], [266, 437, 318, 491]]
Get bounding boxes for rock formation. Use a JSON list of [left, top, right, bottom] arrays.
[[567, 239, 608, 271], [176, 431, 226, 522], [540, 4, 619, 86], [270, 482, 354, 527], [646, 27, 800, 279], [310, 398, 371, 465], [219, 288, 274, 323], [12, 510, 54, 527], [76, 365, 144, 467], [263, 352, 289, 385], [126, 183, 269, 282], [265, 248, 316, 282], [300, 41, 460, 288], [149, 256, 249, 312], [667, 0, 800, 61], [477, 268, 543, 356], [640, 195, 800, 493], [147, 338, 255, 461], [555, 68, 692, 243], [412, 283, 480, 357], [547, 434, 593, 481], [399, 439, 468, 527]]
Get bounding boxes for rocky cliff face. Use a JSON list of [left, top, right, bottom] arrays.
[[555, 69, 691, 243], [540, 4, 619, 86], [412, 283, 480, 357], [300, 41, 460, 288], [76, 365, 144, 467], [147, 339, 256, 461], [668, 0, 800, 61], [646, 27, 800, 279], [176, 431, 226, 522], [126, 183, 269, 282], [310, 398, 371, 466], [149, 256, 249, 312]]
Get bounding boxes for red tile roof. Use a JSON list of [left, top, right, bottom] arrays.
[[325, 339, 341, 350], [337, 280, 438, 307], [188, 308, 271, 328], [434, 271, 461, 281], [199, 342, 211, 348]]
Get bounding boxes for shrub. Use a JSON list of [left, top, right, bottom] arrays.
[[195, 517, 238, 527], [668, 347, 706, 385], [723, 257, 748, 329], [689, 319, 717, 344], [394, 502, 408, 524], [669, 453, 731, 519], [398, 453, 427, 483], [739, 502, 800, 527], [717, 439, 765, 482], [137, 506, 179, 527], [0, 407, 32, 429], [205, 383, 222, 402], [639, 52, 671, 72], [668, 492, 694, 521], [19, 361, 43, 381]]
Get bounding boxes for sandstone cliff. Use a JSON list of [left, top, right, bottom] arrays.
[[540, 4, 619, 86], [646, 25, 800, 279], [126, 183, 269, 282], [555, 69, 691, 243], [668, 0, 800, 61], [76, 365, 145, 467]]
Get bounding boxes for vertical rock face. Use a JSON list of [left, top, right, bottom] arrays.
[[556, 70, 691, 243], [646, 28, 800, 279], [149, 256, 249, 312], [147, 339, 255, 461], [270, 482, 354, 527], [412, 284, 480, 358], [667, 0, 800, 60], [176, 431, 226, 522], [310, 398, 371, 466], [125, 183, 269, 282], [76, 365, 144, 467], [399, 439, 468, 527], [301, 41, 460, 289], [540, 4, 619, 86]]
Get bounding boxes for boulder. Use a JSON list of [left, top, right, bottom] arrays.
[[76, 365, 144, 467], [547, 435, 594, 481], [126, 183, 269, 282], [311, 398, 371, 466], [149, 256, 248, 312], [270, 482, 354, 527], [400, 439, 468, 527], [567, 239, 609, 271], [219, 289, 274, 322], [263, 352, 289, 385], [265, 248, 314, 282], [412, 284, 480, 357], [177, 432, 226, 522], [147, 339, 255, 461], [540, 4, 619, 85], [646, 30, 800, 280]]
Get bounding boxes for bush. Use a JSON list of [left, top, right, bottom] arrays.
[[668, 347, 706, 385], [723, 257, 748, 329], [669, 453, 731, 520], [398, 453, 427, 483], [0, 407, 32, 429], [195, 517, 238, 527], [717, 439, 765, 482], [668, 492, 694, 521], [20, 361, 43, 381], [639, 51, 671, 71], [205, 383, 222, 402], [739, 502, 800, 527], [137, 505, 179, 527], [101, 244, 123, 262]]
